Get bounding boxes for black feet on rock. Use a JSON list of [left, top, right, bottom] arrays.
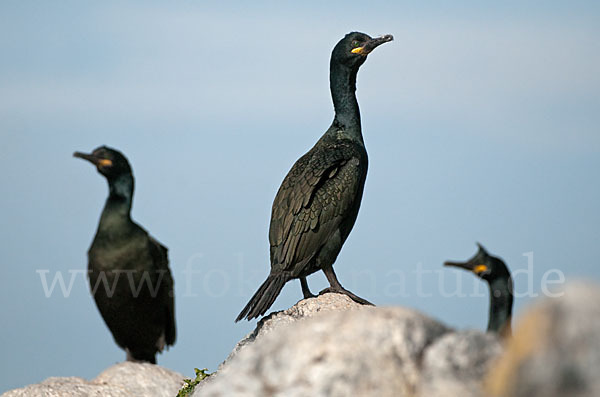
[[318, 287, 374, 306]]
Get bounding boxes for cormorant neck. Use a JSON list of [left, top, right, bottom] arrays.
[[102, 173, 134, 219], [487, 276, 513, 335], [330, 62, 362, 142]]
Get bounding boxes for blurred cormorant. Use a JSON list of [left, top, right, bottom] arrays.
[[236, 32, 393, 321], [444, 243, 513, 337], [74, 146, 176, 363]]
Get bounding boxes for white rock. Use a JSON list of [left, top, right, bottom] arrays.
[[225, 292, 361, 366], [196, 299, 450, 397], [2, 362, 184, 397], [419, 330, 503, 397], [486, 282, 600, 397]]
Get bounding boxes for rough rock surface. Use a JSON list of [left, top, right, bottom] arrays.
[[196, 298, 453, 396], [486, 282, 600, 397], [225, 293, 361, 366], [2, 362, 184, 397], [419, 330, 503, 397], [8, 283, 600, 397]]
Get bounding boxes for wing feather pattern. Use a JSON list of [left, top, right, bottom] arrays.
[[148, 235, 176, 347], [269, 141, 365, 275]]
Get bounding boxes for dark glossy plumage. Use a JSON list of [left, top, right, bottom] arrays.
[[75, 146, 176, 363], [445, 243, 513, 337], [236, 32, 393, 322], [269, 141, 367, 276]]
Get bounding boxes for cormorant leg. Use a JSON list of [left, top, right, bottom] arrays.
[[319, 266, 373, 305], [299, 277, 316, 299]]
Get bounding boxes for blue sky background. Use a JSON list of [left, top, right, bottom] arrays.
[[1, 0, 599, 392]]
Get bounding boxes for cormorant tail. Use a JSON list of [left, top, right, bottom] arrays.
[[235, 273, 288, 322]]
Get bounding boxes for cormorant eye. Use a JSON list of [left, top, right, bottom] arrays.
[[351, 40, 361, 48]]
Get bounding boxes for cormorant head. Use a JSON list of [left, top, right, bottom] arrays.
[[73, 146, 132, 180], [332, 32, 393, 69], [444, 243, 511, 282]]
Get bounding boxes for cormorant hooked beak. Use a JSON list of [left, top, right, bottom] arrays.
[[444, 258, 489, 275], [73, 151, 113, 168], [352, 34, 394, 55], [444, 242, 490, 275]]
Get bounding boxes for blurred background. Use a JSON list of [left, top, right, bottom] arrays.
[[1, 0, 599, 392]]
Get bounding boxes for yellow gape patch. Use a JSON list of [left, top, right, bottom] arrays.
[[98, 159, 113, 167], [474, 264, 488, 274], [351, 47, 365, 54]]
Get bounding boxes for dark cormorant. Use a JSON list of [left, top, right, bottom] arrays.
[[444, 243, 513, 337], [74, 146, 176, 363], [236, 32, 393, 322]]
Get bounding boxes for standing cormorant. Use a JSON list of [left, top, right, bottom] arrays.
[[74, 146, 176, 363], [236, 32, 393, 322], [444, 244, 513, 337]]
